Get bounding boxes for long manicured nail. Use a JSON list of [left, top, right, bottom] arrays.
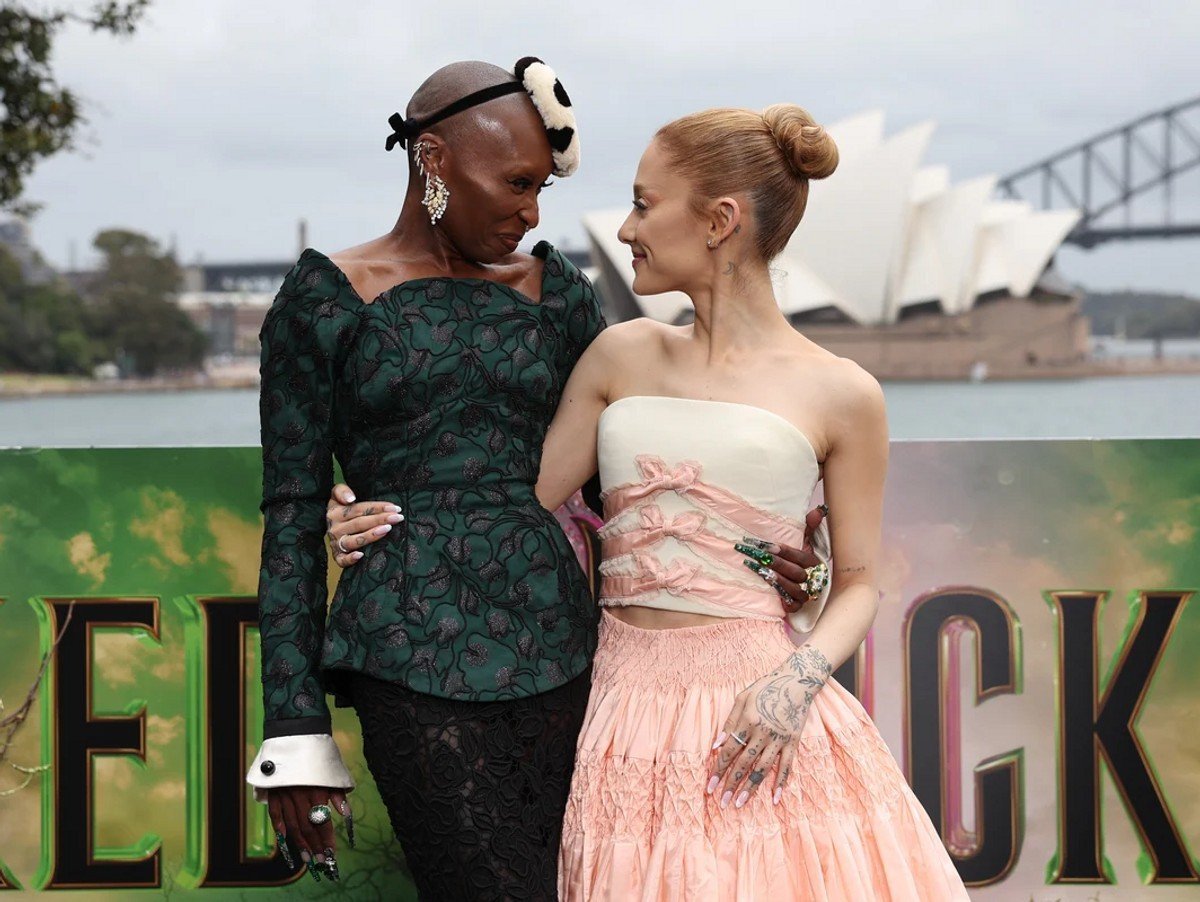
[[335, 798, 356, 848], [735, 790, 750, 809], [773, 787, 783, 806], [346, 493, 356, 503], [300, 850, 320, 882], [386, 504, 401, 513], [314, 852, 325, 865], [734, 543, 772, 564], [373, 524, 392, 536], [711, 731, 727, 750], [706, 775, 720, 795], [351, 551, 364, 561], [324, 849, 340, 882], [743, 559, 772, 579], [720, 790, 733, 809], [386, 513, 403, 524], [275, 832, 295, 870]]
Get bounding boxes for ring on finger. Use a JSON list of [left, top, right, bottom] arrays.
[[335, 535, 351, 555], [308, 804, 333, 826], [802, 562, 830, 597], [731, 732, 749, 747]]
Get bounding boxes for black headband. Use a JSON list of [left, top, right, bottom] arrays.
[[385, 81, 526, 152]]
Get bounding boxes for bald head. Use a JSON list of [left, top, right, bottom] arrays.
[[406, 61, 517, 121], [402, 60, 549, 179]]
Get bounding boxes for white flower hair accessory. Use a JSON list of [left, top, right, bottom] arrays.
[[513, 56, 579, 177]]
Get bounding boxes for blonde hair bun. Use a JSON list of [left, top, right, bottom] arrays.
[[761, 104, 838, 181]]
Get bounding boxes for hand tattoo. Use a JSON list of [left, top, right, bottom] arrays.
[[754, 645, 832, 736]]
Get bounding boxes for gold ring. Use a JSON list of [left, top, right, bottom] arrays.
[[731, 733, 748, 747]]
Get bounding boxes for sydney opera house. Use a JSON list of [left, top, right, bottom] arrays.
[[584, 111, 1086, 379]]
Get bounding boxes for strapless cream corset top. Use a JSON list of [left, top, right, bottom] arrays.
[[597, 396, 832, 633]]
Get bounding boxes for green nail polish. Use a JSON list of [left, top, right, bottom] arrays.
[[275, 832, 296, 870], [742, 558, 760, 572], [736, 546, 773, 565]]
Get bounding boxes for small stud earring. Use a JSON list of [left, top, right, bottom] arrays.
[[707, 238, 716, 248]]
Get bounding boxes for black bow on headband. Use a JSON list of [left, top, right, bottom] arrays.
[[385, 81, 526, 152], [385, 113, 419, 151]]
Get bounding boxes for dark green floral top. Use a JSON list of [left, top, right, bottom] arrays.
[[257, 242, 606, 739]]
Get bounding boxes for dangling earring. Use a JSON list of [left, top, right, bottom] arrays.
[[413, 142, 450, 225]]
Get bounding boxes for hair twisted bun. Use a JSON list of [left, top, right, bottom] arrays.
[[761, 104, 838, 181]]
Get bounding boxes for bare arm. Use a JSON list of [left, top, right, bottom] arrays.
[[710, 363, 889, 807], [533, 326, 620, 511], [795, 365, 889, 669]]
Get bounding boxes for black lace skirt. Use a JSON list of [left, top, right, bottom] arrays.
[[350, 670, 591, 901]]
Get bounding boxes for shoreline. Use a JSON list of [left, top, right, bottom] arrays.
[[3, 357, 1200, 399]]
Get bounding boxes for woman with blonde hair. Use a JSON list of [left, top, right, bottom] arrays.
[[336, 103, 968, 899]]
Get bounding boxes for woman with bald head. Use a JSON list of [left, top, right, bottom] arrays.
[[245, 58, 598, 897], [245, 57, 830, 898]]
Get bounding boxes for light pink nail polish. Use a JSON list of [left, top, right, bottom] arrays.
[[346, 494, 356, 503], [706, 775, 719, 795], [735, 791, 750, 809], [374, 524, 391, 536], [711, 731, 727, 751], [720, 790, 733, 809], [773, 787, 783, 806]]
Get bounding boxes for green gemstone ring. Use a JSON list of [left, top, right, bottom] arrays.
[[307, 804, 333, 826]]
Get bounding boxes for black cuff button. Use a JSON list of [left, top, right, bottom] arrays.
[[260, 760, 276, 776]]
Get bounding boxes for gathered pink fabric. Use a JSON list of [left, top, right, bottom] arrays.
[[602, 455, 808, 550], [565, 398, 971, 900], [559, 614, 971, 901]]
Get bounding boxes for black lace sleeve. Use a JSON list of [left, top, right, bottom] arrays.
[[257, 252, 361, 739]]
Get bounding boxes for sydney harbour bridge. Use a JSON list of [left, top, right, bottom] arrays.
[[997, 94, 1200, 249]]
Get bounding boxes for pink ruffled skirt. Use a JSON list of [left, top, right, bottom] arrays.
[[559, 612, 969, 901]]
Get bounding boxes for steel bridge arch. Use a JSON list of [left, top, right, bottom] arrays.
[[997, 95, 1200, 248]]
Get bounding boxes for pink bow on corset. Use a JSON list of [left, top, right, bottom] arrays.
[[635, 455, 702, 494], [639, 505, 707, 541], [635, 554, 702, 596]]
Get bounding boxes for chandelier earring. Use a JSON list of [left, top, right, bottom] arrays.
[[413, 141, 450, 225]]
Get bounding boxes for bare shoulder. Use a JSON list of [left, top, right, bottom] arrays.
[[326, 237, 384, 270], [589, 316, 679, 359], [826, 355, 884, 407]]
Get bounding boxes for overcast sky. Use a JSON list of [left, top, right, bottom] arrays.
[[21, 0, 1200, 293]]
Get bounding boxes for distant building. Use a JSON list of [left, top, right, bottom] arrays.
[[0, 219, 57, 285], [177, 260, 292, 358], [583, 110, 1088, 379]]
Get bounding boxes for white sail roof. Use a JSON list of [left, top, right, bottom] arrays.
[[584, 110, 1081, 326]]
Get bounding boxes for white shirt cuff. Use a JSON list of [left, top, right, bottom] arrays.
[[245, 733, 355, 804], [787, 516, 833, 634]]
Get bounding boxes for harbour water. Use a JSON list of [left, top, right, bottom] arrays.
[[1, 372, 1197, 447]]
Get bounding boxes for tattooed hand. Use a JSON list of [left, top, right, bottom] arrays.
[[707, 645, 833, 809]]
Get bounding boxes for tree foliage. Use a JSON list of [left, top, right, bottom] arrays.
[[88, 228, 207, 377], [0, 2, 150, 212], [0, 245, 97, 373], [0, 228, 207, 377]]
